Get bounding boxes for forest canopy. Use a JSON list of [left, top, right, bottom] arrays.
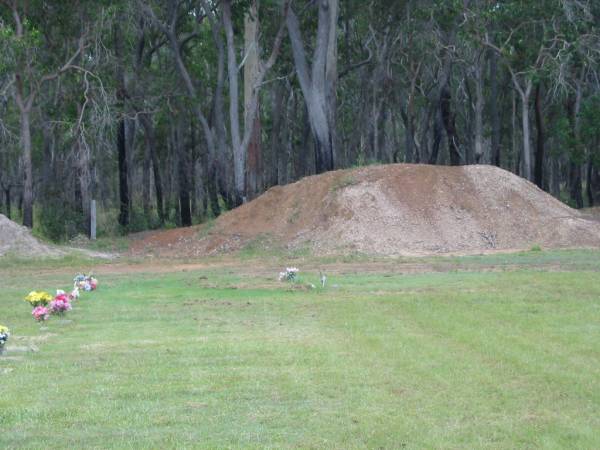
[[1, 0, 599, 240]]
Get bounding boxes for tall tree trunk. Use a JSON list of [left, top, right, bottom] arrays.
[[473, 58, 485, 163], [73, 101, 92, 236], [589, 161, 600, 207], [190, 118, 198, 217], [519, 90, 532, 180], [222, 0, 245, 204], [223, 0, 288, 202], [325, 0, 339, 167], [569, 163, 584, 208], [440, 86, 461, 165], [4, 187, 11, 220], [77, 143, 92, 236], [245, 111, 262, 200], [534, 82, 545, 189], [511, 89, 519, 173], [400, 105, 415, 163], [429, 107, 444, 165], [416, 102, 433, 164], [161, 9, 220, 214], [176, 119, 192, 227], [510, 73, 533, 180], [125, 118, 136, 212], [586, 160, 594, 207], [244, 0, 262, 200], [117, 119, 130, 227], [207, 164, 220, 218], [489, 50, 501, 167], [11, 3, 35, 229], [271, 81, 287, 185], [115, 19, 129, 227], [142, 133, 151, 219], [20, 107, 34, 228], [286, 0, 336, 174], [151, 147, 165, 226], [140, 114, 164, 225], [383, 106, 395, 163], [550, 157, 561, 198], [294, 104, 312, 179], [567, 88, 584, 208]]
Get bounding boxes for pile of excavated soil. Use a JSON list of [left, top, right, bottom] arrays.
[[0, 214, 64, 257], [130, 164, 600, 257]]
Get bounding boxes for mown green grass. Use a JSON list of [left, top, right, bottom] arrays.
[[1, 251, 600, 448]]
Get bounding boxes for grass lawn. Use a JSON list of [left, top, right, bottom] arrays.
[[1, 251, 600, 448]]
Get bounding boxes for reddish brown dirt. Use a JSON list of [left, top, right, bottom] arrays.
[[129, 164, 600, 257]]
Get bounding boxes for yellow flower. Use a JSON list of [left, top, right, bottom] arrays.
[[24, 291, 52, 305]]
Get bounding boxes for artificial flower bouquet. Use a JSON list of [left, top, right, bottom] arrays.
[[74, 274, 98, 292], [32, 306, 50, 322], [24, 291, 53, 307], [0, 325, 9, 354], [49, 291, 72, 315], [278, 267, 299, 282], [69, 287, 80, 301]]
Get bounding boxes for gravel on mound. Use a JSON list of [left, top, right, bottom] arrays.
[[0, 214, 64, 257], [129, 164, 600, 257]]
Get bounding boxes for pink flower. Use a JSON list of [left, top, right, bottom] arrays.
[[49, 297, 72, 314], [32, 306, 50, 321]]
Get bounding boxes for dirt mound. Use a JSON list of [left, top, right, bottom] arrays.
[[130, 164, 600, 257], [0, 214, 64, 258]]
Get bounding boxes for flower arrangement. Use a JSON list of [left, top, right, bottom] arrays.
[[278, 267, 299, 282], [32, 306, 50, 322], [19, 272, 101, 326], [49, 292, 72, 315], [24, 291, 53, 307], [69, 287, 80, 301], [0, 325, 9, 355], [74, 274, 98, 292]]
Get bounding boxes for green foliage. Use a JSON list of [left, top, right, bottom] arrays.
[[581, 95, 600, 166], [36, 191, 86, 242], [1, 0, 600, 240]]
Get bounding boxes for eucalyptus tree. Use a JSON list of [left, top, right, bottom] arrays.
[[286, 0, 339, 173], [222, 0, 289, 203], [483, 0, 566, 181], [0, 0, 88, 228]]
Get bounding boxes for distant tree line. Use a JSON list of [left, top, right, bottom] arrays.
[[1, 0, 600, 240]]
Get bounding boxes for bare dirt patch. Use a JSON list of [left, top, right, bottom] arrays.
[[0, 214, 64, 257], [129, 164, 600, 257]]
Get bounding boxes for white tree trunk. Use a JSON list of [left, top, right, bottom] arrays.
[[510, 71, 533, 181], [244, 0, 261, 199], [520, 88, 532, 181]]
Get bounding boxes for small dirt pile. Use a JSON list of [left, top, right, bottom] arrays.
[[130, 164, 600, 257], [0, 214, 63, 257]]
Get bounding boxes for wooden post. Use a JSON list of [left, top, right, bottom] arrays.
[[90, 199, 96, 240]]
